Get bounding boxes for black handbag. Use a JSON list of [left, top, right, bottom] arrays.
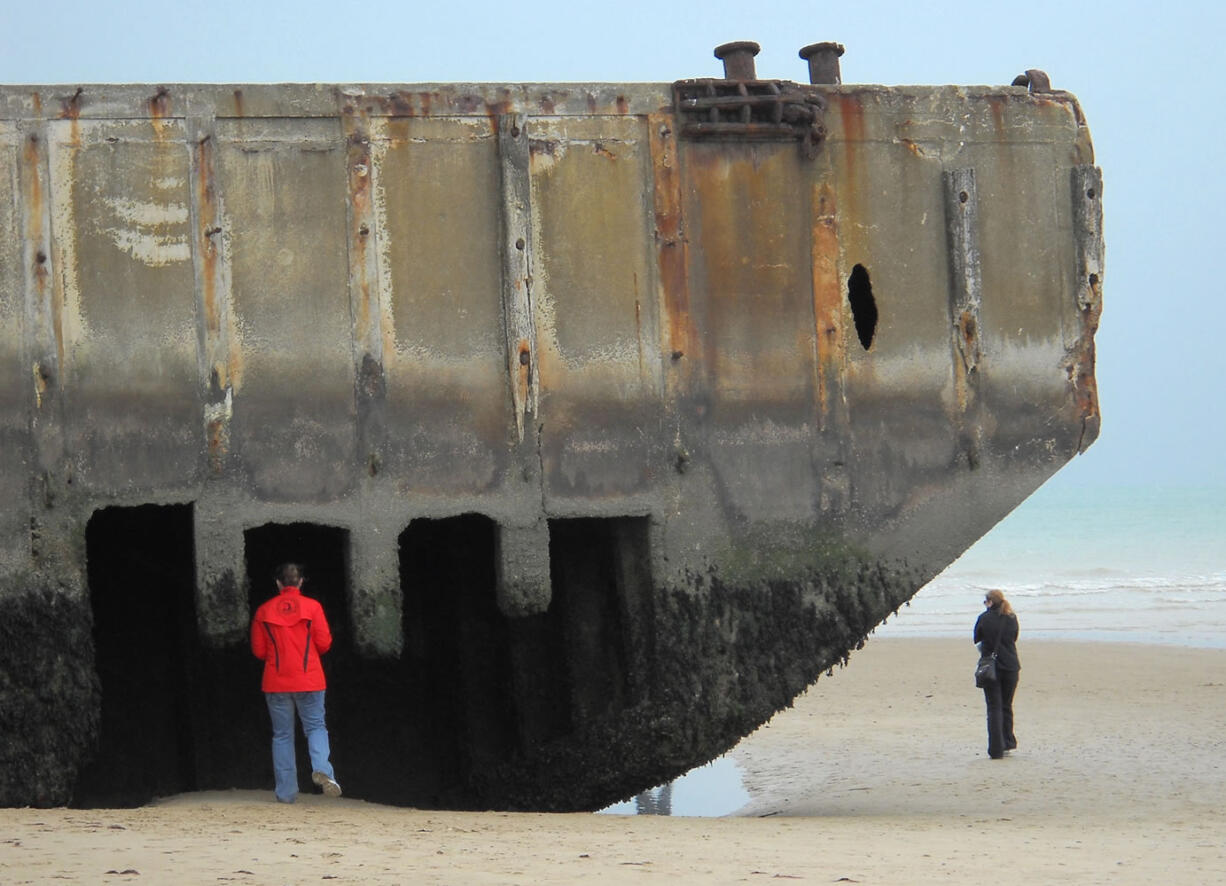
[[974, 652, 998, 687], [974, 616, 1004, 687]]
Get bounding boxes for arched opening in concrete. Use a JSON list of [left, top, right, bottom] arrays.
[[74, 503, 198, 807]]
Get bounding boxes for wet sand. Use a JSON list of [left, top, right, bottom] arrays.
[[2, 638, 1224, 884]]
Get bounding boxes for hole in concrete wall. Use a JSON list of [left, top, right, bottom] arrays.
[[546, 517, 653, 727], [847, 263, 878, 350], [74, 504, 198, 808], [399, 515, 517, 805]]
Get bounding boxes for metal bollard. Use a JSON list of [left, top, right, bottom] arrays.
[[714, 41, 761, 80], [799, 41, 845, 85]]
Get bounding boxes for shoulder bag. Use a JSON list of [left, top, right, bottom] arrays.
[[974, 616, 1004, 688]]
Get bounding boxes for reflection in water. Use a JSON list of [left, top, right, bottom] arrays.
[[599, 755, 748, 817], [634, 782, 672, 815]]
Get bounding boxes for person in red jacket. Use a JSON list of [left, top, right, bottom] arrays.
[[251, 562, 342, 803]]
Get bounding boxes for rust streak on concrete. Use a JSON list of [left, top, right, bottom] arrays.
[[196, 135, 220, 340], [345, 119, 375, 341], [647, 113, 692, 389], [811, 180, 843, 429], [58, 88, 82, 149], [21, 135, 44, 270], [149, 87, 171, 141]]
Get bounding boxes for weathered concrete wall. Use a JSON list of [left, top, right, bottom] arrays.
[[0, 123, 28, 573], [0, 72, 1101, 810]]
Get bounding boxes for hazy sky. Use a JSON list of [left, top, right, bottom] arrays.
[[4, 0, 1222, 489]]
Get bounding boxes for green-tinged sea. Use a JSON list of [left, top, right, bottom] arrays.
[[877, 481, 1226, 647]]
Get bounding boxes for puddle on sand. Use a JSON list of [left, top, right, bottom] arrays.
[[597, 755, 749, 817]]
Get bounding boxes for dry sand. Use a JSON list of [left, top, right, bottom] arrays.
[[2, 638, 1224, 884]]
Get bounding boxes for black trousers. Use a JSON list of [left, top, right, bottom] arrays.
[[982, 668, 1019, 758]]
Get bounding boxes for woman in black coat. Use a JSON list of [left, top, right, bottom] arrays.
[[974, 589, 1020, 759]]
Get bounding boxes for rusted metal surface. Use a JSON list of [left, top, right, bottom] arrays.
[[674, 79, 826, 158], [647, 109, 695, 479], [189, 127, 235, 478], [800, 41, 845, 85], [713, 41, 761, 81], [0, 49, 1102, 811]]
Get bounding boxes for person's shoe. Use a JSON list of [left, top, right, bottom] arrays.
[[276, 794, 297, 804], [312, 771, 342, 797], [1004, 741, 1017, 751]]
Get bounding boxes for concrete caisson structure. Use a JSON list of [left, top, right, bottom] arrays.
[[0, 44, 1101, 810]]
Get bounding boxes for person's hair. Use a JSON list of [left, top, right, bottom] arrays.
[[276, 563, 303, 586], [985, 588, 1014, 617]]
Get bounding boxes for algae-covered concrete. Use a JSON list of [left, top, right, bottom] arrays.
[[0, 54, 1101, 809]]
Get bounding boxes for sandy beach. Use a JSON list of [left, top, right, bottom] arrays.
[[2, 637, 1223, 884]]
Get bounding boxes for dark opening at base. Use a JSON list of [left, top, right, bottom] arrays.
[[74, 504, 198, 808], [351, 514, 654, 809], [546, 517, 652, 724], [243, 522, 351, 796], [70, 509, 656, 811], [244, 522, 351, 642], [395, 514, 516, 804]]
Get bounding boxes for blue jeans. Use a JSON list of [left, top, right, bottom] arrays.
[[264, 690, 335, 802]]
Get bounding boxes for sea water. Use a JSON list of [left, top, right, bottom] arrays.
[[600, 481, 1226, 815], [875, 481, 1226, 648]]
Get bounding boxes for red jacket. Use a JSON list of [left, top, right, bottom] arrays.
[[250, 586, 332, 692]]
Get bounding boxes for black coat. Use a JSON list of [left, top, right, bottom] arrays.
[[974, 607, 1020, 671]]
